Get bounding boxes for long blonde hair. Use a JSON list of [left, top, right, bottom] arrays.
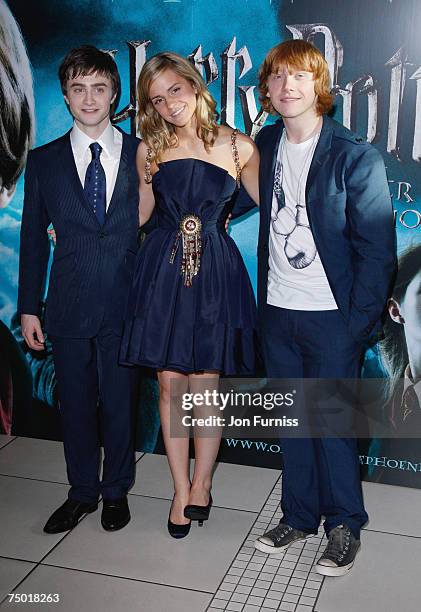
[[137, 52, 218, 163]]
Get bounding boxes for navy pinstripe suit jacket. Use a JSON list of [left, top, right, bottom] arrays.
[[18, 128, 140, 338]]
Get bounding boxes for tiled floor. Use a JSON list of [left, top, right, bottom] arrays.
[[0, 435, 420, 611]]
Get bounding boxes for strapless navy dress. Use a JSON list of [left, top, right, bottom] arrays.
[[120, 159, 258, 375]]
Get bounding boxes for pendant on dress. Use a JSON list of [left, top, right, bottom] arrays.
[[169, 214, 202, 287]]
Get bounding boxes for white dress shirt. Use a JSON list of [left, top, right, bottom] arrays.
[[70, 121, 123, 210]]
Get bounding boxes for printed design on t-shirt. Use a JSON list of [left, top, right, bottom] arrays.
[[272, 160, 317, 270]]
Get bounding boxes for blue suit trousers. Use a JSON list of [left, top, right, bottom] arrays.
[[261, 305, 369, 539], [51, 322, 137, 503]]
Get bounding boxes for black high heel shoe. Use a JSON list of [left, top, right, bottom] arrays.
[[167, 500, 191, 539], [184, 494, 213, 526]]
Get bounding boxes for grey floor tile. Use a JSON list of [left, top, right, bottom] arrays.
[[305, 580, 321, 590], [0, 438, 67, 483], [211, 599, 228, 609], [292, 570, 308, 580], [131, 453, 180, 500], [238, 578, 254, 587], [231, 592, 248, 603], [0, 565, 211, 611], [0, 476, 70, 561], [206, 462, 279, 512], [0, 439, 142, 487], [226, 602, 243, 611], [243, 570, 259, 579], [307, 572, 322, 583], [43, 494, 256, 592], [286, 586, 301, 595], [132, 453, 279, 512], [0, 558, 35, 604], [299, 595, 315, 606], [273, 575, 290, 585], [315, 530, 421, 612], [232, 560, 248, 569], [362, 481, 421, 537], [251, 587, 268, 597], [279, 602, 296, 611], [247, 595, 264, 606], [0, 436, 16, 450]]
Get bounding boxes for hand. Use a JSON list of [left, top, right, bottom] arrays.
[[225, 213, 232, 232], [48, 228, 57, 245], [21, 314, 45, 351]]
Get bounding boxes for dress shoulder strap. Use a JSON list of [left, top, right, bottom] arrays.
[[144, 147, 153, 184], [230, 129, 241, 188]]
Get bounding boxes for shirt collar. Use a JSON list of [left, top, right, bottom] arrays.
[[70, 121, 117, 160]]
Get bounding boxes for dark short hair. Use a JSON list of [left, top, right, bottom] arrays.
[[0, 0, 34, 190], [58, 45, 120, 111]]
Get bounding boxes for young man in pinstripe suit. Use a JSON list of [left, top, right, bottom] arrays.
[[19, 46, 140, 534]]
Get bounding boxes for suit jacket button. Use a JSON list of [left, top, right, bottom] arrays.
[[355, 137, 364, 143], [99, 232, 105, 239]]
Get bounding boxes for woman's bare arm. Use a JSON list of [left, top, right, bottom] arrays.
[[236, 132, 260, 206]]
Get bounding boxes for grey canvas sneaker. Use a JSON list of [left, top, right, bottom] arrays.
[[315, 524, 360, 576], [254, 522, 313, 554]]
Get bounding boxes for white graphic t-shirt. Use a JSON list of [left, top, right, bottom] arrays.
[[267, 132, 338, 310]]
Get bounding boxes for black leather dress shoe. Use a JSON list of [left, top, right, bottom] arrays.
[[43, 499, 98, 534], [101, 497, 130, 531]]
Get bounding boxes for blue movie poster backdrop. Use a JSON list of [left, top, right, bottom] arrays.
[[0, 0, 420, 486]]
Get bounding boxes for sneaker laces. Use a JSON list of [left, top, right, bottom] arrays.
[[322, 525, 351, 563], [264, 522, 293, 544]]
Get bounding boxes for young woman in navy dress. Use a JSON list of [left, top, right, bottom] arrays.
[[121, 52, 259, 537]]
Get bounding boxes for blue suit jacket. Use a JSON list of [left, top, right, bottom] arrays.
[[234, 116, 396, 344], [17, 128, 140, 338]]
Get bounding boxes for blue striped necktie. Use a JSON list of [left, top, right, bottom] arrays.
[[84, 142, 106, 224]]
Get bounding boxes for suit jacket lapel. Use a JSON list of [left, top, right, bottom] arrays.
[[305, 115, 334, 203], [105, 131, 129, 222], [260, 122, 283, 226]]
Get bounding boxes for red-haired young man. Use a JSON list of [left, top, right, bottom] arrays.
[[252, 40, 395, 576]]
